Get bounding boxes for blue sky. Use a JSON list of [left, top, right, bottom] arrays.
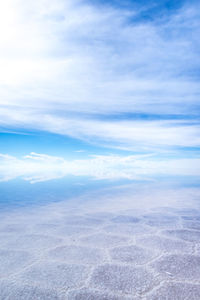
[[0, 0, 199, 183]]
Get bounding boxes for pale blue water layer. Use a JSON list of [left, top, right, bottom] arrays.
[[0, 175, 200, 212], [0, 176, 132, 211]]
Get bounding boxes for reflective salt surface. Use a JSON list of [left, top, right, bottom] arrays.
[[0, 182, 200, 299]]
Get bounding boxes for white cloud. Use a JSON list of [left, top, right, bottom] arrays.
[[0, 0, 199, 150], [0, 152, 199, 183]]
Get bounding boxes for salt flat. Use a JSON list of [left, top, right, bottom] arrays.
[[0, 185, 200, 299]]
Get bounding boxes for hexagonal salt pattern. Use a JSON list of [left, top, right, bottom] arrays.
[[0, 223, 29, 234], [143, 213, 180, 228], [110, 245, 157, 265], [67, 288, 130, 300], [151, 254, 200, 281], [181, 215, 200, 221], [18, 262, 90, 290], [182, 220, 200, 231], [136, 235, 194, 254], [0, 280, 63, 300], [111, 215, 140, 224], [1, 198, 200, 299], [80, 233, 130, 248], [146, 282, 200, 300], [0, 249, 34, 278], [90, 264, 159, 295], [161, 229, 200, 243], [55, 225, 95, 237], [64, 216, 104, 227], [47, 245, 105, 264], [103, 223, 155, 236], [174, 208, 200, 216], [4, 234, 63, 252]]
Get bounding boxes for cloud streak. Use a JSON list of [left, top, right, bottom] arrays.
[[0, 107, 200, 150]]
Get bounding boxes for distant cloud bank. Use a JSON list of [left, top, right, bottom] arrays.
[[0, 152, 199, 183]]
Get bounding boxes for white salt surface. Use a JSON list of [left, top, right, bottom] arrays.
[[0, 185, 200, 299]]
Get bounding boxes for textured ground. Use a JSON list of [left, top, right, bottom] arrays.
[[0, 186, 200, 299]]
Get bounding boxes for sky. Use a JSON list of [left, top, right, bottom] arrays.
[[0, 0, 200, 184]]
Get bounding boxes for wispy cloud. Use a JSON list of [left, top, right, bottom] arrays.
[[0, 152, 199, 183], [1, 107, 200, 150], [0, 0, 199, 151]]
